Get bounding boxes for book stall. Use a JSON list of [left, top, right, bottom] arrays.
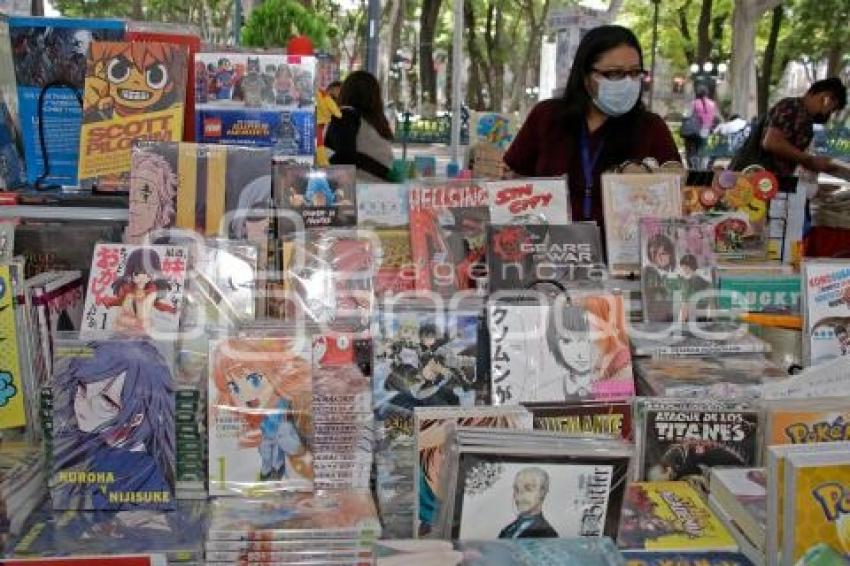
[[0, 12, 849, 566]]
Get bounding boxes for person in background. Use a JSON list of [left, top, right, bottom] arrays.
[[731, 77, 847, 176], [714, 113, 751, 153], [327, 80, 342, 103], [325, 71, 395, 182], [684, 86, 718, 169], [503, 25, 680, 232]]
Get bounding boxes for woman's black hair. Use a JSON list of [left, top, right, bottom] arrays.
[[561, 25, 646, 171], [339, 70, 394, 140]]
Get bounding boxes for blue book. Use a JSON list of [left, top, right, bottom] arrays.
[[622, 551, 754, 566], [9, 17, 124, 186]]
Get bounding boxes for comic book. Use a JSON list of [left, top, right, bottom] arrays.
[[14, 221, 125, 280], [617, 482, 737, 552], [523, 400, 633, 440], [484, 179, 570, 225], [408, 180, 491, 293], [273, 162, 356, 231], [783, 451, 850, 564], [600, 173, 682, 276], [80, 243, 187, 339], [635, 355, 786, 399], [717, 271, 801, 313], [29, 271, 84, 384], [629, 322, 771, 357], [636, 398, 761, 482], [77, 41, 188, 193], [9, 17, 125, 186], [49, 337, 176, 510], [489, 294, 634, 405], [128, 141, 273, 243], [0, 264, 25, 430], [709, 467, 767, 551], [639, 216, 716, 323], [763, 398, 850, 447], [470, 112, 517, 151], [802, 260, 850, 366], [194, 52, 315, 157], [208, 335, 314, 496], [488, 223, 605, 292]]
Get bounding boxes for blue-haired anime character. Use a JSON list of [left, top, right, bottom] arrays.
[[305, 175, 336, 206], [51, 339, 175, 510]]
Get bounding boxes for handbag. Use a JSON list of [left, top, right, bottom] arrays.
[[680, 113, 701, 139]]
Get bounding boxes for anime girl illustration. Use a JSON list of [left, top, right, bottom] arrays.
[[83, 42, 188, 120], [96, 248, 177, 334], [581, 294, 634, 398], [210, 338, 313, 484], [128, 150, 178, 243], [51, 339, 175, 510], [546, 303, 594, 399]]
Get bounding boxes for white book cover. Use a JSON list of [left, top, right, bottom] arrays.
[[484, 179, 570, 225], [802, 260, 850, 366]]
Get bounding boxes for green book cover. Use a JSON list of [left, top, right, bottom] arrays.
[[718, 274, 801, 313]]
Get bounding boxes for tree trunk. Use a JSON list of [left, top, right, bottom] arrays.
[[827, 45, 843, 78], [696, 0, 713, 64], [711, 14, 728, 61], [464, 0, 486, 109], [676, 0, 695, 64], [419, 0, 443, 107], [388, 0, 406, 104], [508, 0, 550, 112], [132, 0, 144, 20], [757, 5, 783, 117], [730, 0, 782, 118]]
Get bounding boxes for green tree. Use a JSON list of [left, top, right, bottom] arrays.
[[241, 0, 329, 49], [782, 0, 850, 78]]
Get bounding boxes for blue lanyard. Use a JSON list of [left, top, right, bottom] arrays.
[[579, 125, 604, 220]]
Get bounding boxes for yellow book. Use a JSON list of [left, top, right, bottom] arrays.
[[784, 451, 850, 564], [0, 264, 25, 429], [617, 481, 737, 552]]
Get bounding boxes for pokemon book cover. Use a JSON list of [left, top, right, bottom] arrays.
[[81, 243, 187, 339], [78, 41, 189, 193], [128, 141, 272, 243], [802, 260, 850, 366], [766, 404, 850, 446], [49, 338, 176, 510], [0, 264, 26, 430], [208, 336, 314, 496], [194, 52, 315, 156], [618, 482, 737, 551], [9, 17, 125, 186], [408, 180, 491, 294], [273, 163, 356, 231]]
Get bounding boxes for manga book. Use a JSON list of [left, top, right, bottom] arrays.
[[0, 264, 25, 430], [523, 400, 633, 441], [763, 398, 850, 446], [600, 173, 682, 276], [29, 271, 84, 388], [408, 180, 491, 293], [9, 17, 125, 186], [413, 406, 532, 537], [717, 271, 801, 313], [635, 355, 786, 399], [488, 294, 634, 405], [273, 162, 356, 230], [470, 112, 517, 151], [77, 41, 188, 193], [14, 221, 124, 279], [636, 399, 761, 482], [488, 223, 605, 292], [639, 216, 716, 323], [194, 52, 316, 156], [356, 183, 415, 295], [709, 467, 767, 551], [208, 336, 314, 496], [80, 244, 187, 339], [629, 321, 771, 357], [484, 179, 570, 225], [414, 156, 437, 178], [49, 338, 176, 510], [802, 260, 850, 366], [617, 482, 737, 552]]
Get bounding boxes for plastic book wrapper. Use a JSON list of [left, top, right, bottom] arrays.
[[801, 259, 850, 367], [484, 178, 570, 225]]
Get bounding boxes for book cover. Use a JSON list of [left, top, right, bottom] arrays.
[[9, 17, 125, 186], [356, 183, 415, 295], [408, 180, 491, 293], [81, 244, 187, 339], [629, 322, 771, 357], [638, 399, 761, 482], [710, 467, 767, 539], [0, 264, 25, 430], [470, 112, 517, 151], [489, 295, 634, 405], [524, 400, 633, 440], [618, 481, 737, 551], [77, 41, 188, 193], [50, 338, 176, 510], [273, 163, 356, 230], [484, 179, 570, 225], [802, 260, 850, 366], [0, 20, 26, 191], [488, 223, 605, 292], [42, 271, 85, 378], [194, 52, 315, 156], [208, 336, 313, 496], [764, 401, 850, 446], [639, 216, 715, 323], [717, 273, 801, 313], [635, 355, 785, 399], [601, 173, 682, 276], [128, 141, 273, 243]]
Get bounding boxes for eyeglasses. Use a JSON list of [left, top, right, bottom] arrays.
[[592, 67, 648, 81]]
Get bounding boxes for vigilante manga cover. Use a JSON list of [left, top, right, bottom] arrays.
[[208, 336, 314, 496], [81, 243, 187, 339], [49, 338, 176, 510], [408, 180, 491, 293], [194, 52, 315, 156], [523, 400, 633, 441], [273, 162, 356, 231], [128, 141, 272, 243], [0, 264, 26, 430], [802, 260, 850, 366], [484, 179, 570, 225], [9, 17, 125, 186], [489, 294, 634, 405], [77, 41, 189, 193], [640, 216, 716, 323], [356, 183, 415, 295], [488, 223, 605, 292]]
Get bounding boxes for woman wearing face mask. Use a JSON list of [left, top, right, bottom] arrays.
[[504, 25, 680, 229]]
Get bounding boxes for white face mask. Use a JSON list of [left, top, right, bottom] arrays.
[[592, 76, 642, 117]]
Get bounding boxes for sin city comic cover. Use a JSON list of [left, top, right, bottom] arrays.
[[78, 41, 189, 193], [484, 179, 570, 225], [81, 244, 187, 339], [408, 180, 491, 294], [49, 338, 176, 510], [208, 336, 314, 496]]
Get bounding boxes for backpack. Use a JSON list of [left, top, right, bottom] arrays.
[[729, 115, 767, 171]]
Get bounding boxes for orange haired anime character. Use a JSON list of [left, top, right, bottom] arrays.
[[211, 337, 313, 481], [84, 42, 188, 119]]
